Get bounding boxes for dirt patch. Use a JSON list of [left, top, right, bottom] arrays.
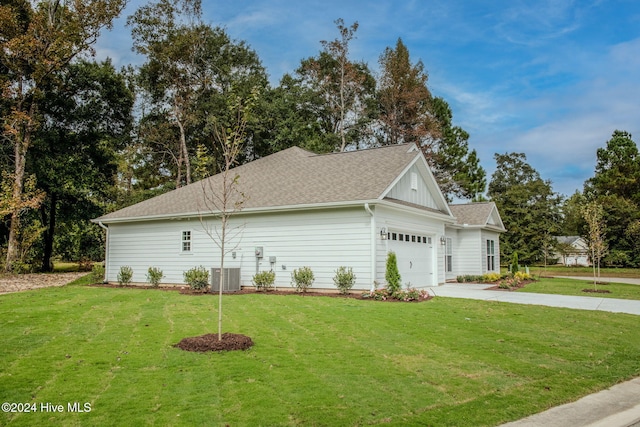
[[174, 333, 254, 352], [582, 288, 612, 294], [0, 272, 88, 295]]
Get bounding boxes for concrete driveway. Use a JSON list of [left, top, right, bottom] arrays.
[[427, 283, 640, 315]]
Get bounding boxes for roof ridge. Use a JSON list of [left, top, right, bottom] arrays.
[[310, 143, 415, 158]]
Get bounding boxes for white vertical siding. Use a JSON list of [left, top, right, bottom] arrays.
[[386, 164, 438, 209], [105, 207, 373, 290]]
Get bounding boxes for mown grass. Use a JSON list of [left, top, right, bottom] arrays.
[[526, 265, 640, 278], [1, 284, 639, 426], [518, 277, 640, 300]]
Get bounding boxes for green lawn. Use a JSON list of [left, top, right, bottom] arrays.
[[1, 282, 639, 426], [517, 277, 640, 300], [525, 265, 640, 279]]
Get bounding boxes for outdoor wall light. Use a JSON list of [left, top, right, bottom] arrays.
[[380, 228, 388, 240], [440, 236, 447, 245]]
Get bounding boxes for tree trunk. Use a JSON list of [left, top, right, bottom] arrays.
[[41, 193, 57, 272], [5, 131, 30, 272]]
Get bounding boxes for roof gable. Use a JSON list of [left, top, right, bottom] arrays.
[[382, 155, 452, 215], [448, 202, 506, 232], [97, 144, 437, 223]]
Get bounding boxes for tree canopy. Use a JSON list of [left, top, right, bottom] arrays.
[[488, 152, 562, 265]]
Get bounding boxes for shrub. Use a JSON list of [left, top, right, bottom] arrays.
[[291, 266, 314, 293], [514, 271, 532, 281], [184, 266, 209, 291], [511, 252, 519, 273], [146, 267, 164, 287], [117, 266, 133, 286], [333, 266, 356, 294], [91, 263, 105, 283], [362, 287, 429, 302], [481, 272, 501, 283], [361, 288, 390, 301], [385, 252, 401, 294], [457, 275, 483, 283], [253, 270, 276, 291]]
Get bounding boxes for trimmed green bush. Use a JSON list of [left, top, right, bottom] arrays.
[[253, 270, 276, 291], [117, 266, 133, 286], [291, 266, 314, 293], [91, 263, 105, 283], [184, 266, 209, 291], [146, 267, 164, 287], [511, 252, 520, 273], [385, 252, 401, 294], [333, 266, 356, 294]]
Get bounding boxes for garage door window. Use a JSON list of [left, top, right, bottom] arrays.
[[389, 232, 430, 244]]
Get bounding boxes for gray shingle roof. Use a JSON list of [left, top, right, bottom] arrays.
[[449, 202, 506, 231], [96, 144, 421, 222]]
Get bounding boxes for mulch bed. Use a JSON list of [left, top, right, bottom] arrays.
[[582, 288, 611, 294], [174, 333, 254, 353], [485, 280, 534, 291], [90, 284, 432, 302]]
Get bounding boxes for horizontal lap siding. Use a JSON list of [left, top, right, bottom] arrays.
[[106, 208, 372, 290], [452, 229, 483, 277], [482, 230, 501, 273]]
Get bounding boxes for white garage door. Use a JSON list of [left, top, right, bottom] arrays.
[[388, 231, 434, 287]]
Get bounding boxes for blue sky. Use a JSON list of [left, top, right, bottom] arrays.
[[95, 0, 640, 197]]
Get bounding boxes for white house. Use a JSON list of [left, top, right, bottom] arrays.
[[93, 144, 504, 290], [554, 236, 590, 266], [446, 203, 506, 281]]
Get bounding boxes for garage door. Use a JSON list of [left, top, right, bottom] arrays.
[[388, 231, 434, 287]]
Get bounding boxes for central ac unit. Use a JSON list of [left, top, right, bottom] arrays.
[[211, 268, 241, 292]]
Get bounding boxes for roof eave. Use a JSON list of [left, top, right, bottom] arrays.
[[92, 199, 384, 225]]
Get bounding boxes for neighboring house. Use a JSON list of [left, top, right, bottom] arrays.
[[93, 144, 505, 290], [554, 236, 590, 266], [445, 203, 506, 281]]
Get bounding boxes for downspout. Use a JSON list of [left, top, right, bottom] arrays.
[[364, 203, 376, 291], [97, 221, 109, 284]]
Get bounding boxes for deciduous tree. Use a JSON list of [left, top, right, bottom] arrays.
[[296, 19, 376, 152], [582, 200, 607, 287], [488, 152, 562, 264], [584, 130, 640, 266], [129, 0, 268, 187], [0, 0, 125, 271]]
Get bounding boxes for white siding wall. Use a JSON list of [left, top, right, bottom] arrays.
[[375, 205, 445, 286], [447, 229, 483, 278], [481, 230, 501, 273], [386, 164, 439, 209], [105, 207, 373, 290]]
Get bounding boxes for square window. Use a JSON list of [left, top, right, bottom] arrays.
[[411, 235, 416, 242], [399, 234, 404, 241], [392, 233, 397, 240]]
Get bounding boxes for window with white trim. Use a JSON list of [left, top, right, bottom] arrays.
[[446, 238, 453, 272], [182, 231, 192, 252], [486, 239, 495, 271]]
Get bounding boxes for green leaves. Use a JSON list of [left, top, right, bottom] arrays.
[[488, 152, 562, 264]]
